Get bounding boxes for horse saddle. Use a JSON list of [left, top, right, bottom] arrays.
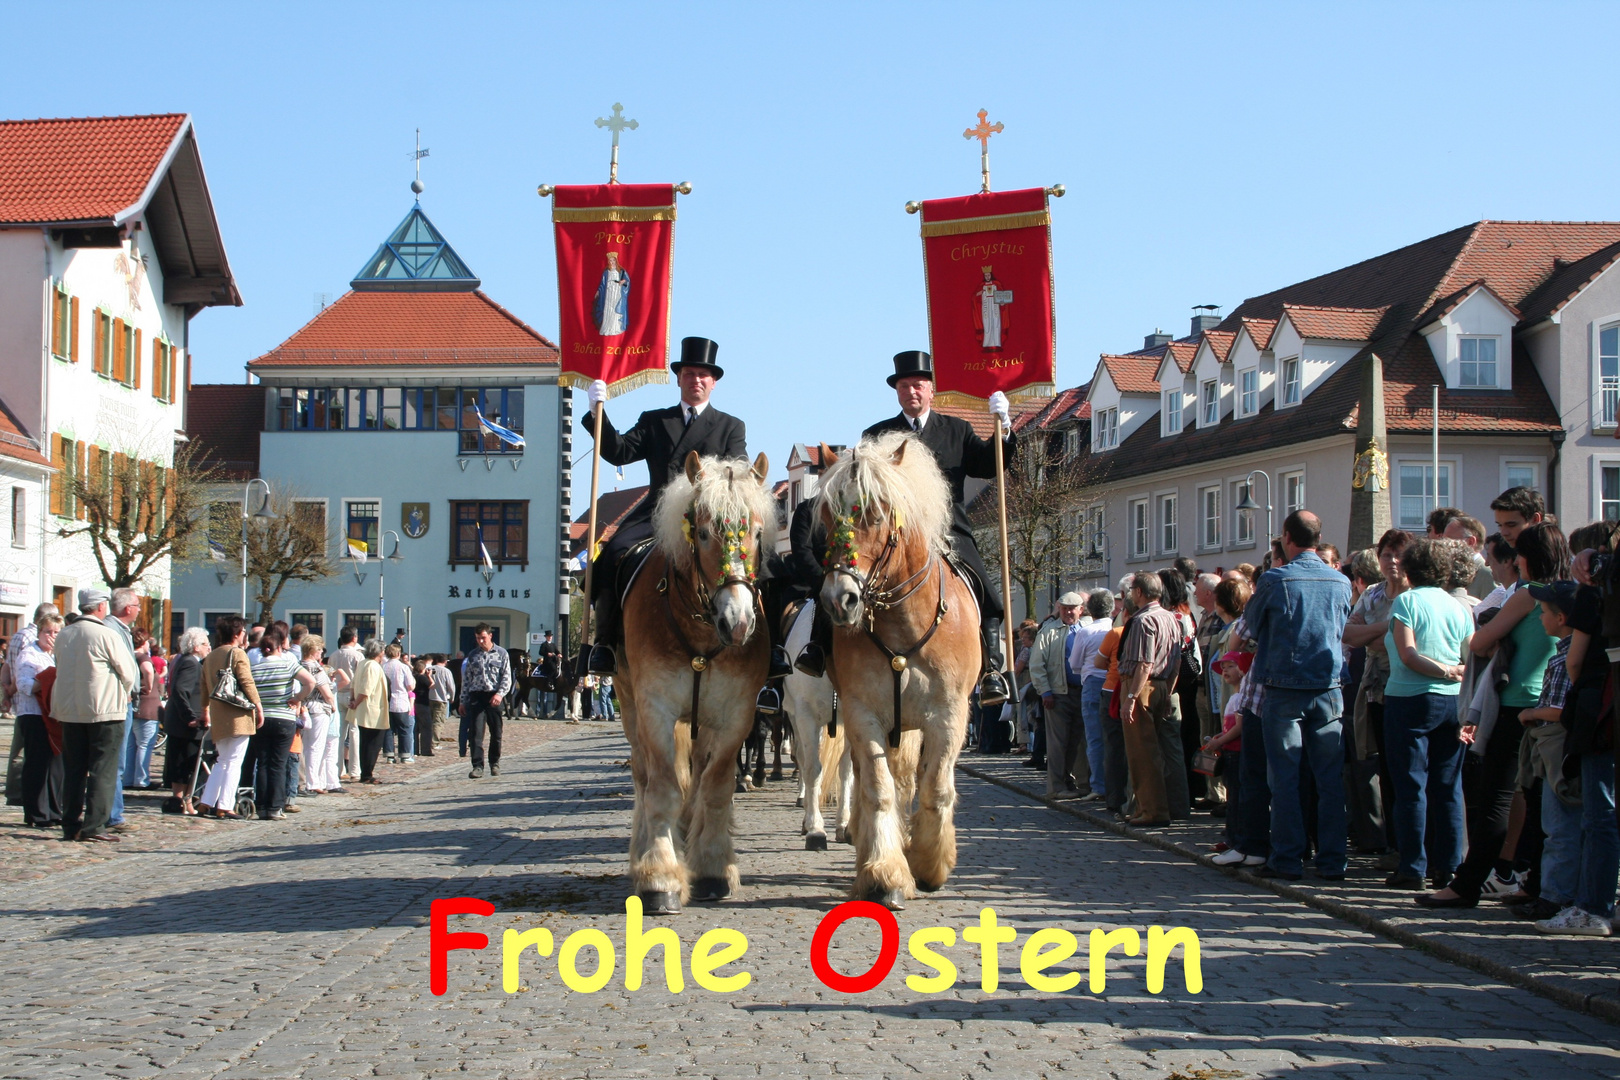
[[942, 549, 985, 623], [614, 537, 658, 607], [781, 597, 809, 644]]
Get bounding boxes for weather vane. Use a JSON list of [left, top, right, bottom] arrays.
[[409, 128, 430, 198], [963, 109, 1004, 194], [595, 103, 638, 185]]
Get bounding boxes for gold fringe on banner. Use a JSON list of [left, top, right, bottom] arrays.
[[933, 386, 1054, 410], [920, 210, 1049, 238], [559, 368, 671, 395], [552, 206, 676, 224]]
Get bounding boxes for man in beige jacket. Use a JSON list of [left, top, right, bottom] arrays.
[[1028, 591, 1091, 800], [54, 588, 138, 842]]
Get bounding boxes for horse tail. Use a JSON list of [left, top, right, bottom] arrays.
[[818, 723, 844, 808]]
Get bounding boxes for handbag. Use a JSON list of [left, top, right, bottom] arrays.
[[210, 648, 256, 711], [1192, 748, 1219, 776]]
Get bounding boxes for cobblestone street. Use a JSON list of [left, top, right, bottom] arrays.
[[2, 724, 1617, 1080]]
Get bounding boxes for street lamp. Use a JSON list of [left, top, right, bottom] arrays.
[[241, 478, 273, 618], [377, 529, 403, 640], [1236, 470, 1274, 546]]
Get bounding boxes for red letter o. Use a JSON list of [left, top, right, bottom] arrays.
[[810, 900, 899, 993]]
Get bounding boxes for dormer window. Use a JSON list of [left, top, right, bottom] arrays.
[[1598, 324, 1618, 427], [1095, 406, 1118, 449], [1164, 389, 1182, 434], [1459, 337, 1498, 387], [1239, 369, 1258, 416], [1201, 379, 1217, 426], [1280, 357, 1300, 406]]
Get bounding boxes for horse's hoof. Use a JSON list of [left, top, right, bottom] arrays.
[[639, 891, 681, 916], [690, 877, 731, 902], [805, 833, 828, 851], [915, 878, 942, 893], [863, 886, 905, 911], [837, 830, 853, 845], [769, 769, 784, 781]]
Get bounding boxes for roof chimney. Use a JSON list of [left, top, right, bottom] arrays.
[[1191, 305, 1221, 338], [1143, 329, 1173, 350]]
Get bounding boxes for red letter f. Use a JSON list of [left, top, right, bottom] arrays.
[[430, 897, 494, 995]]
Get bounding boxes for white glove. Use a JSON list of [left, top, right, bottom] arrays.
[[587, 379, 608, 406], [988, 390, 1010, 426]]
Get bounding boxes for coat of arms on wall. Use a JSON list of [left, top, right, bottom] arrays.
[[402, 503, 430, 539]]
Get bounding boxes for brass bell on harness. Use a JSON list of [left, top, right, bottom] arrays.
[[691, 656, 708, 672], [890, 655, 907, 672]]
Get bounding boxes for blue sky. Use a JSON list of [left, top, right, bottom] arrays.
[[6, 1, 1619, 501]]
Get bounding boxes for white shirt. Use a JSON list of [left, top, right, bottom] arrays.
[[906, 409, 932, 433], [1069, 620, 1112, 682], [14, 642, 53, 716], [682, 401, 708, 426]]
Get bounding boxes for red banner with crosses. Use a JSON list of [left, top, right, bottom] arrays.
[[918, 187, 1055, 406], [552, 183, 677, 394]]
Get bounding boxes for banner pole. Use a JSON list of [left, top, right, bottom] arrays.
[[578, 399, 605, 669], [992, 416, 1018, 704]]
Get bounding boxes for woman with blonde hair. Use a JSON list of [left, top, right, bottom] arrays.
[[348, 639, 390, 782], [299, 636, 339, 794]]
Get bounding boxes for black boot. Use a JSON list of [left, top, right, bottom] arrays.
[[587, 597, 618, 676], [768, 646, 793, 681], [978, 618, 1009, 707], [794, 604, 832, 678]]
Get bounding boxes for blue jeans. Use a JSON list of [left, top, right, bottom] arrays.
[[1577, 751, 1619, 918], [124, 717, 159, 788], [1080, 677, 1107, 797], [110, 708, 131, 826], [389, 711, 415, 759], [1540, 777, 1583, 908], [1383, 692, 1466, 881], [1236, 709, 1271, 858], [1261, 686, 1347, 876]]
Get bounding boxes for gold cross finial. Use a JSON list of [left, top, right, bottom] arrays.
[[963, 110, 1004, 193]]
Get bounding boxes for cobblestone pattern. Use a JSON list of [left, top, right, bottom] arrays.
[[963, 753, 1620, 1013], [0, 727, 1617, 1080]]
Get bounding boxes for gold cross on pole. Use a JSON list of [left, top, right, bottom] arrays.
[[595, 102, 639, 184], [963, 109, 1004, 194]]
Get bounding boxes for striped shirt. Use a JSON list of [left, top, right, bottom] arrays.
[[250, 652, 303, 722], [460, 645, 513, 706]]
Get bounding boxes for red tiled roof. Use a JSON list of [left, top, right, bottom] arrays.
[[931, 396, 1048, 439], [569, 486, 648, 555], [0, 114, 187, 224], [248, 290, 558, 367], [1280, 304, 1388, 342], [1237, 317, 1278, 351], [1014, 384, 1089, 433], [1517, 239, 1620, 325], [1201, 329, 1236, 363], [1435, 221, 1620, 311], [1163, 340, 1198, 375], [186, 384, 263, 480], [1098, 353, 1160, 394], [1381, 336, 1558, 434], [0, 398, 49, 468]]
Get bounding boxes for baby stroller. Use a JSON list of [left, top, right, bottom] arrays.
[[187, 729, 256, 819]]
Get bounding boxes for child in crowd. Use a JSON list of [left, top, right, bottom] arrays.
[[1207, 651, 1257, 866]]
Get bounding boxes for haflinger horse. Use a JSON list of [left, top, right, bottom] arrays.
[[814, 431, 978, 910], [616, 449, 773, 916]]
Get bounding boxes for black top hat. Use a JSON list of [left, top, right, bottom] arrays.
[[887, 350, 934, 387], [670, 336, 723, 379]]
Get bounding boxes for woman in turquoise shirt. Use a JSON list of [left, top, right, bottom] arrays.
[[1421, 522, 1567, 909], [1382, 539, 1473, 891]]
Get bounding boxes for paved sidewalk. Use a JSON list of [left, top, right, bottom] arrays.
[[959, 753, 1620, 1022], [1, 728, 1617, 1079]]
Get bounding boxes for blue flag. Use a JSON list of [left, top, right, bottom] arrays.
[[475, 406, 525, 449]]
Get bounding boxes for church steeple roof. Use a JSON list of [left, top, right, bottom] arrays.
[[350, 205, 479, 292]]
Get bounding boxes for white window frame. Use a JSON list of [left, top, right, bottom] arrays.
[[1200, 379, 1218, 426], [341, 496, 381, 558], [1393, 458, 1458, 531], [339, 610, 380, 645], [1084, 504, 1105, 560], [1280, 357, 1301, 406], [1238, 368, 1258, 416], [1127, 497, 1149, 560], [10, 486, 25, 549], [1232, 478, 1256, 547], [1164, 388, 1182, 434], [1281, 469, 1306, 517], [1198, 484, 1221, 551], [1095, 406, 1119, 450], [1500, 458, 1542, 495], [1157, 491, 1178, 555], [1458, 335, 1500, 388], [1594, 316, 1620, 430]]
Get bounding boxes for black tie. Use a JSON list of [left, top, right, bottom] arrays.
[[684, 407, 693, 427], [912, 416, 922, 433]]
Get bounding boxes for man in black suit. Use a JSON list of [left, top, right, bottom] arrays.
[[580, 337, 753, 678], [796, 350, 1015, 705]]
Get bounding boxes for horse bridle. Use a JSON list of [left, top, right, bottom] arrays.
[[826, 501, 949, 747], [656, 501, 764, 737]]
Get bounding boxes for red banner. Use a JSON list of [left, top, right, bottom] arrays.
[[918, 187, 1055, 405], [552, 184, 677, 393]]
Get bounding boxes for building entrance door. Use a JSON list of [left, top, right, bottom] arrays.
[[458, 624, 501, 654]]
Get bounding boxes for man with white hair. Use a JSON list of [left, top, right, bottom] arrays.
[[1028, 590, 1091, 799], [103, 587, 143, 832], [4, 602, 58, 781], [53, 588, 137, 842], [1192, 572, 1227, 805]]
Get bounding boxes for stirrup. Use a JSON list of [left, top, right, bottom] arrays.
[[794, 642, 826, 679], [756, 686, 782, 715], [768, 645, 793, 682], [978, 671, 1010, 708], [587, 645, 617, 676]]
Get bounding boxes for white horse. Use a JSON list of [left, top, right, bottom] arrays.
[[782, 602, 853, 848]]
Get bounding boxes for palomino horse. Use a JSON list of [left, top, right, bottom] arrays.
[[814, 432, 977, 909], [616, 450, 772, 915]]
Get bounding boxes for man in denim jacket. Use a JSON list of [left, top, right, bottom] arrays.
[[1246, 510, 1352, 880]]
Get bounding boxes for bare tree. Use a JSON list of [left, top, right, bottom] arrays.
[[58, 437, 221, 590], [205, 486, 339, 625], [973, 434, 1099, 620]]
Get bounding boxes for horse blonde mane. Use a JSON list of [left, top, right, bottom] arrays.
[[814, 430, 952, 555], [652, 455, 776, 568]]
